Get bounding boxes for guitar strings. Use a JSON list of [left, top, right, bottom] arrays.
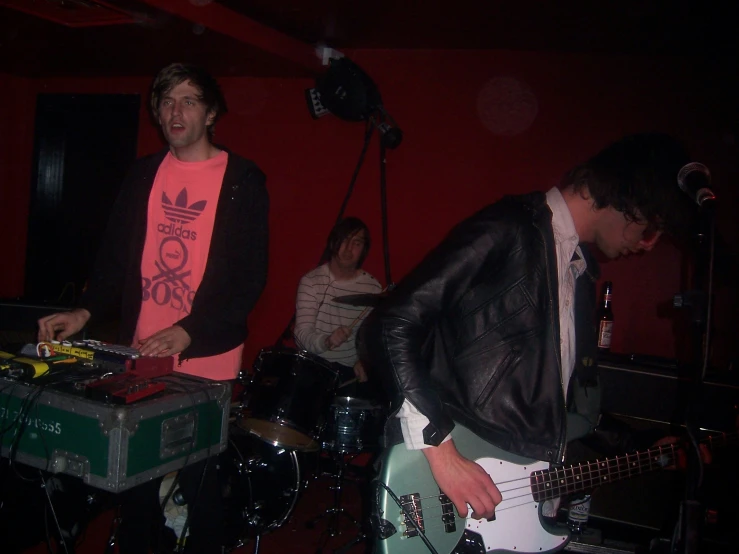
[[393, 433, 736, 538], [397, 444, 685, 508], [398, 455, 673, 509], [397, 454, 699, 536], [401, 494, 539, 515], [397, 497, 548, 535]]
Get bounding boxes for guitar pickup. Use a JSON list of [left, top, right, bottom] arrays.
[[439, 491, 456, 533], [400, 493, 423, 537]]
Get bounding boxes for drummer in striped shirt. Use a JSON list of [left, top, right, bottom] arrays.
[[294, 217, 382, 395]]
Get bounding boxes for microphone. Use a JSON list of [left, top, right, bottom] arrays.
[[677, 163, 716, 207]]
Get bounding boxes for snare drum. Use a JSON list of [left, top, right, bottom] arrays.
[[321, 396, 385, 453], [239, 348, 339, 451]]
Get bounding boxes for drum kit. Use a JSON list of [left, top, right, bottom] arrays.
[[158, 291, 388, 552], [221, 344, 387, 551]]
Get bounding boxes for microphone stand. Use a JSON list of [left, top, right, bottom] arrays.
[[378, 118, 394, 288], [672, 203, 716, 554], [272, 123, 376, 347]]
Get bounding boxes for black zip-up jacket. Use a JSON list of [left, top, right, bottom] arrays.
[[360, 192, 600, 463], [79, 148, 269, 361]]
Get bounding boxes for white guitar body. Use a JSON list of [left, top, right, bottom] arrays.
[[374, 423, 569, 554], [374, 420, 733, 554], [468, 457, 566, 552]]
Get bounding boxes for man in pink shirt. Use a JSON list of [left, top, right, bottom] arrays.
[[38, 63, 269, 554]]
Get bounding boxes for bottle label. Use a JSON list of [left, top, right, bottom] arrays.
[[603, 293, 612, 302], [567, 495, 592, 528], [598, 321, 613, 348]]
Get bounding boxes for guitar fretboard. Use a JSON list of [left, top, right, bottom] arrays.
[[530, 432, 736, 502]]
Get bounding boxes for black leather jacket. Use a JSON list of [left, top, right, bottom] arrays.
[[360, 192, 600, 463]]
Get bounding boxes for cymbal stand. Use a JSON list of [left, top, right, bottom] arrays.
[[305, 450, 362, 552]]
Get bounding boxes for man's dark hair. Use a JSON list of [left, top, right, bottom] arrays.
[[326, 217, 371, 268], [150, 63, 228, 139], [563, 133, 695, 236]]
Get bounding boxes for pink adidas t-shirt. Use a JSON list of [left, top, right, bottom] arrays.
[[133, 151, 243, 380]]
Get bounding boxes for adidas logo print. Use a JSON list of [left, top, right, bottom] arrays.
[[161, 188, 207, 224], [157, 188, 206, 240]]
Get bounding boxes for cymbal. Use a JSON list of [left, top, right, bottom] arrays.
[[333, 291, 388, 306]]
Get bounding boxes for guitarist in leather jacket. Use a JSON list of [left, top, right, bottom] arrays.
[[360, 133, 696, 521]]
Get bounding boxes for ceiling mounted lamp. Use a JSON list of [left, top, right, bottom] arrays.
[[305, 57, 403, 149]]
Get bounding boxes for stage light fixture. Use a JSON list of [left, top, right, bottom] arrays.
[[305, 56, 403, 149], [305, 88, 330, 119]]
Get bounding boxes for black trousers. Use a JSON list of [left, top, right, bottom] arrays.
[[118, 457, 224, 554]]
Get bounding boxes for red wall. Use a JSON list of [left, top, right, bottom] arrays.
[[1, 50, 737, 369]]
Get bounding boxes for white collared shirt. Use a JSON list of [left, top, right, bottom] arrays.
[[546, 186, 586, 399], [397, 188, 586, 450]]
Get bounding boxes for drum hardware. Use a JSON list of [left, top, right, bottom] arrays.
[[337, 377, 358, 389], [222, 428, 302, 553], [321, 396, 385, 454], [241, 417, 322, 452], [229, 400, 246, 424], [304, 450, 363, 548], [236, 367, 254, 388], [334, 521, 372, 554], [239, 348, 339, 452], [333, 291, 389, 307], [228, 350, 386, 552], [152, 427, 302, 554], [230, 400, 246, 412], [304, 395, 386, 551], [241, 457, 269, 471]]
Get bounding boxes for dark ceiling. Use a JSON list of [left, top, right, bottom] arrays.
[[0, 0, 736, 78]]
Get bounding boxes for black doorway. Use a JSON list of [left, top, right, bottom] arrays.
[[24, 94, 140, 305]]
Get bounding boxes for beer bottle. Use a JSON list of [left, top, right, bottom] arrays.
[[567, 494, 592, 533], [597, 281, 614, 351]]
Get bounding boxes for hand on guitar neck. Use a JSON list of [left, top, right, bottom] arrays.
[[422, 439, 503, 520]]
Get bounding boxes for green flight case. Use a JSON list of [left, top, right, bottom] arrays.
[[0, 373, 230, 492]]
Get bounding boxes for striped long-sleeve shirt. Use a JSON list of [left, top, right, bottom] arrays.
[[294, 263, 382, 367]]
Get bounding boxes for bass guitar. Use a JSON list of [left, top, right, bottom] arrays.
[[373, 423, 734, 554]]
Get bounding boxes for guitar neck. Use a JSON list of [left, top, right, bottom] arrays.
[[531, 432, 736, 502]]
